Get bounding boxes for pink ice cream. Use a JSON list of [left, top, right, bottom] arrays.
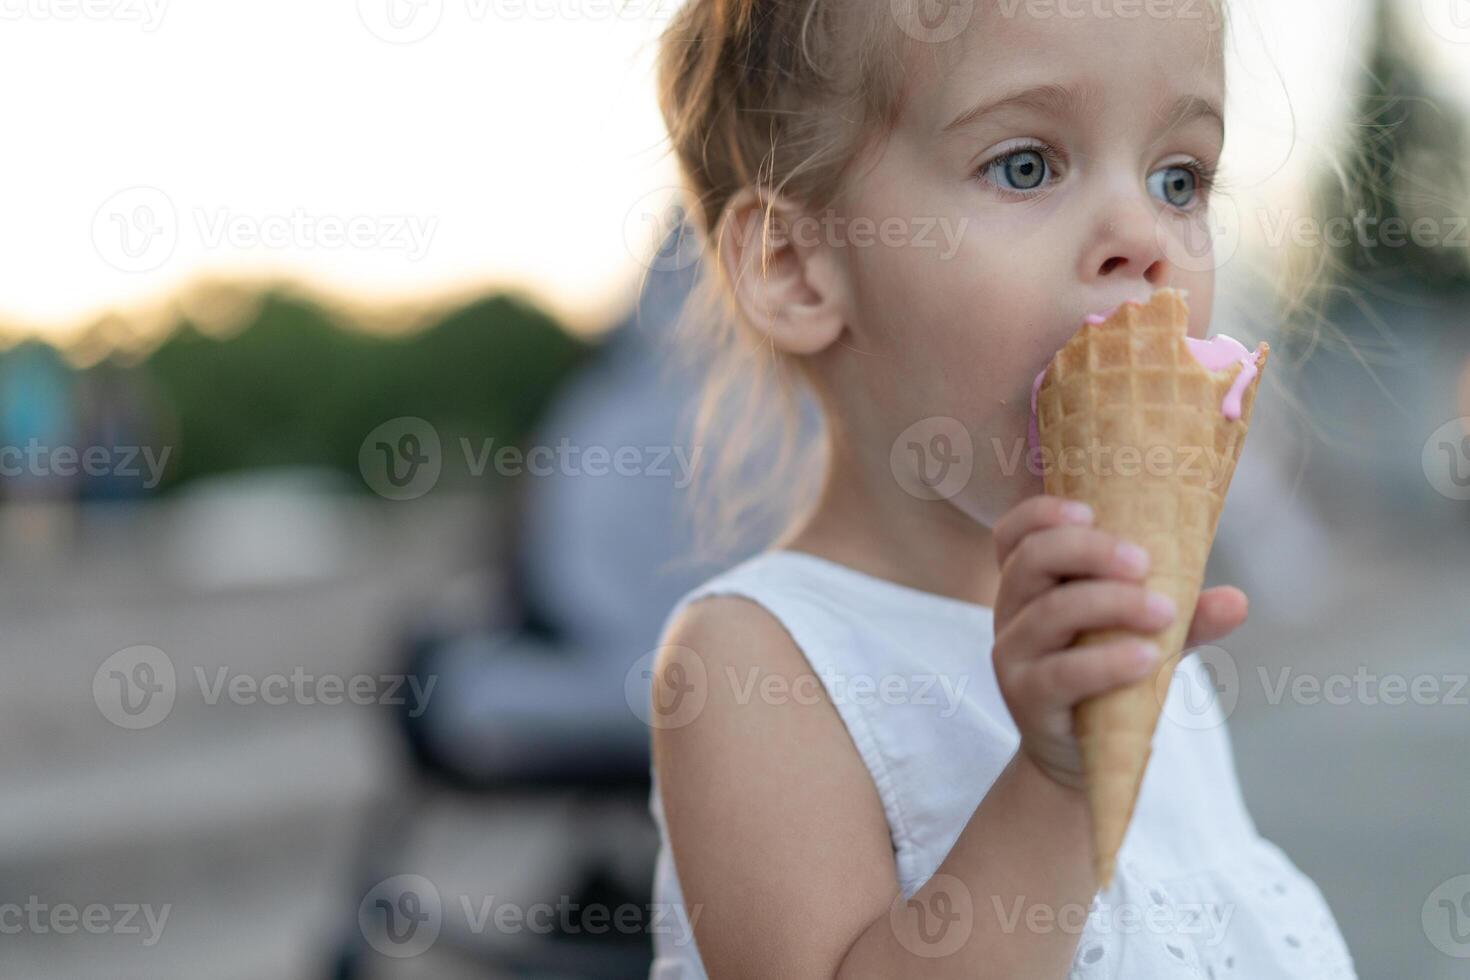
[[1026, 305, 1265, 458], [1182, 334, 1263, 420]]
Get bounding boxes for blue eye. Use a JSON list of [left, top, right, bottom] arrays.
[[986, 148, 1049, 192], [1149, 165, 1199, 208]]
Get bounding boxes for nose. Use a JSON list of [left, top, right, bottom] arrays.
[[1083, 207, 1171, 288]]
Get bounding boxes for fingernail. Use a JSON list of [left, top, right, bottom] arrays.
[[1132, 643, 1160, 668], [1061, 501, 1093, 524], [1115, 542, 1149, 576], [1146, 591, 1177, 623]]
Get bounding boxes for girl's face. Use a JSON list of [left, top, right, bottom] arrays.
[[831, 3, 1226, 526]]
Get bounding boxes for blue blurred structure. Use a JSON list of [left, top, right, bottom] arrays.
[[0, 343, 76, 502]]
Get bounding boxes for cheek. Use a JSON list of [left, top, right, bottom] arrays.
[[846, 239, 1027, 401], [1177, 270, 1216, 339], [841, 238, 1063, 474]]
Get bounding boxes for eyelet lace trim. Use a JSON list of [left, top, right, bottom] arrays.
[[1067, 847, 1356, 978]]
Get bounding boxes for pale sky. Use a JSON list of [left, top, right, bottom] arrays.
[[0, 0, 1461, 347]]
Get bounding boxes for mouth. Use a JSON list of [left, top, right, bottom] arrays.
[[1082, 288, 1174, 326], [1024, 288, 1181, 458]]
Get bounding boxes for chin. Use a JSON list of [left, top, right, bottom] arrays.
[[967, 467, 1044, 529]]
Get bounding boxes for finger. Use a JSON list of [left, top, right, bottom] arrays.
[[1183, 586, 1249, 649], [995, 525, 1150, 623], [1012, 637, 1161, 711], [993, 495, 1094, 569], [998, 580, 1177, 659]]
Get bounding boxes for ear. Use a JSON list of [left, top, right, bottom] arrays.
[[716, 187, 849, 356]]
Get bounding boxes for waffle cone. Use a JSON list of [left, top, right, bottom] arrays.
[[1033, 288, 1268, 890]]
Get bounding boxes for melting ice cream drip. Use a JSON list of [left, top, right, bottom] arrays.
[[1182, 334, 1263, 421]]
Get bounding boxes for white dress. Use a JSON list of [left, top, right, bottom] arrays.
[[646, 548, 1357, 979]]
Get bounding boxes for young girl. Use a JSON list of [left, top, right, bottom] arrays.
[[645, 0, 1358, 976]]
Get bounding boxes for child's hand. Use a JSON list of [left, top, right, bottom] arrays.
[[991, 495, 1249, 791]]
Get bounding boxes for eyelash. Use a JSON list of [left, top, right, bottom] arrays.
[[974, 140, 1220, 208]]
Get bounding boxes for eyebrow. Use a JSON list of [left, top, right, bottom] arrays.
[[1157, 93, 1226, 140], [940, 83, 1225, 140]]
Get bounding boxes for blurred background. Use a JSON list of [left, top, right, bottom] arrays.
[[0, 0, 1467, 976]]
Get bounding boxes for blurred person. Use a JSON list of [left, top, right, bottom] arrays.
[[73, 363, 169, 502], [401, 217, 817, 787]]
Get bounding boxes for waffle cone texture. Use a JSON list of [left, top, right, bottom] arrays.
[[1033, 288, 1268, 890]]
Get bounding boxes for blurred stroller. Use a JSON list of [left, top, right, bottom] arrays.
[[330, 215, 812, 978]]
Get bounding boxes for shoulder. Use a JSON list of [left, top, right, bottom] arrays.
[[652, 591, 822, 742], [649, 594, 897, 975], [662, 590, 802, 672]]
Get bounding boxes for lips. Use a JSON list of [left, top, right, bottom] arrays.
[[1025, 300, 1148, 458]]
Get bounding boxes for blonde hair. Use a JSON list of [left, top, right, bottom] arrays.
[[654, 0, 921, 563]]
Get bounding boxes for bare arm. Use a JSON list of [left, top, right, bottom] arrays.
[[654, 499, 1248, 979], [835, 749, 1096, 978], [652, 594, 902, 978]]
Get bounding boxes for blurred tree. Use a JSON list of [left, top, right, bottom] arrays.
[[137, 288, 592, 490], [1312, 0, 1470, 292]]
